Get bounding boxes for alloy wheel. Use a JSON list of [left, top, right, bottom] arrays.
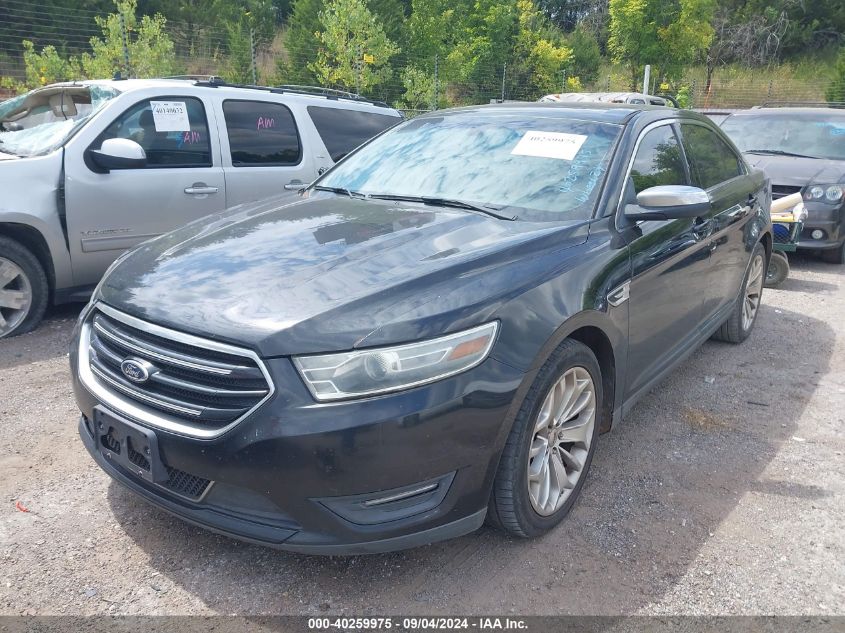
[[742, 253, 764, 331], [527, 366, 596, 516], [0, 257, 33, 337]]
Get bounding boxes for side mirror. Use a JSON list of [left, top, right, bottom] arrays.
[[624, 185, 711, 221], [89, 138, 147, 172]]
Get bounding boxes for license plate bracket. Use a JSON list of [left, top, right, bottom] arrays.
[[93, 406, 168, 484]]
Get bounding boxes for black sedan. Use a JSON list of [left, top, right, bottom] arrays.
[[70, 103, 771, 553], [721, 107, 845, 263]]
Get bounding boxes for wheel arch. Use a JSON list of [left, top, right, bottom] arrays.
[[0, 222, 55, 295], [567, 325, 616, 434]]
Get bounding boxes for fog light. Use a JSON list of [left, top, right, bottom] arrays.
[[811, 229, 825, 240]]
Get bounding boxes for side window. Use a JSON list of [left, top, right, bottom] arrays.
[[222, 100, 301, 166], [97, 97, 211, 168], [307, 106, 400, 162], [629, 125, 687, 194], [681, 123, 743, 189]]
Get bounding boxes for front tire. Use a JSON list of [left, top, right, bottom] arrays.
[[712, 241, 765, 344], [488, 339, 602, 538], [0, 236, 48, 339]]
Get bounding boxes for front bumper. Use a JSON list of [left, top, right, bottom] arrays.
[[796, 203, 844, 250], [71, 318, 525, 554]]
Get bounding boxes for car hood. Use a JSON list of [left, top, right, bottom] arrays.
[[99, 194, 589, 357], [742, 153, 845, 187]]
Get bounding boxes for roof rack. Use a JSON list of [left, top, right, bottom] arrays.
[[162, 74, 224, 82], [188, 77, 392, 109], [756, 101, 845, 108]]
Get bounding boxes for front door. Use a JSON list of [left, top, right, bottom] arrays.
[[64, 95, 226, 287], [622, 122, 712, 399], [679, 122, 757, 322]]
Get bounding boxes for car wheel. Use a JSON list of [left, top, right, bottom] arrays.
[[0, 236, 49, 339], [712, 241, 765, 344], [820, 240, 845, 264], [487, 339, 602, 538], [764, 251, 789, 287]]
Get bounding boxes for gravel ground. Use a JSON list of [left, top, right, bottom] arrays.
[[0, 254, 843, 617]]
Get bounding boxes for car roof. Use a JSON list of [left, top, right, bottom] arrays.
[[41, 78, 402, 115], [422, 102, 660, 124], [426, 101, 691, 125]]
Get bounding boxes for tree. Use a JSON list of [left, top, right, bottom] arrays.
[[511, 0, 572, 97], [608, 0, 714, 90], [566, 25, 601, 84], [280, 0, 405, 86], [309, 0, 398, 94], [17, 0, 175, 87], [79, 0, 176, 79]]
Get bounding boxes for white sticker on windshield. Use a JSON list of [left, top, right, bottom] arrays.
[[510, 130, 587, 161], [150, 101, 190, 132]]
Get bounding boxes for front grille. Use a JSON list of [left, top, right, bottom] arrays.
[[84, 305, 272, 436], [772, 184, 802, 200]]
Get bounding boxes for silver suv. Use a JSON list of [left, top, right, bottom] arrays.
[[0, 78, 402, 337]]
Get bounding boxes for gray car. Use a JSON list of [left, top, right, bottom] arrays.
[[0, 78, 402, 338]]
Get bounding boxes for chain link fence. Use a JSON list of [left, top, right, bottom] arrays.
[[1, 3, 843, 109]]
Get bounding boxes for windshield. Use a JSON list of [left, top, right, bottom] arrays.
[[318, 113, 622, 221], [0, 84, 120, 157], [721, 112, 845, 161]]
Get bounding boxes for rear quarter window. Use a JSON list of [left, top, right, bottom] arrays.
[[307, 106, 400, 162]]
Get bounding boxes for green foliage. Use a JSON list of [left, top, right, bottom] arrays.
[[826, 47, 845, 104], [609, 0, 715, 89], [79, 0, 176, 79], [565, 75, 583, 91], [22, 40, 79, 86], [309, 0, 399, 93], [675, 84, 691, 108], [566, 25, 601, 84], [399, 65, 436, 109]]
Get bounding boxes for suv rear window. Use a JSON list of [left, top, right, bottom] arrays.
[[307, 106, 399, 162], [223, 100, 301, 166]]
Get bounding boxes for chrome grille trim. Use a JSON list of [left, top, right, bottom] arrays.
[[93, 320, 232, 375], [90, 364, 203, 417], [79, 303, 275, 440]]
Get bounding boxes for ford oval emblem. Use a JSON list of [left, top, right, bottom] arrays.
[[120, 358, 154, 384]]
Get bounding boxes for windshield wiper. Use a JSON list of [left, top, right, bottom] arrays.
[[368, 194, 517, 221], [745, 149, 821, 159], [312, 185, 366, 198]]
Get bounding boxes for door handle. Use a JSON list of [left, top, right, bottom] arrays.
[[184, 184, 219, 195], [284, 180, 305, 191]]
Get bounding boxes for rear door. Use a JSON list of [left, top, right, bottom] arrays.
[[64, 94, 226, 287], [679, 121, 755, 321], [216, 98, 315, 206], [622, 121, 713, 399]]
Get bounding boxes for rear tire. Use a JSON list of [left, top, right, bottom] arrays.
[[820, 241, 845, 264], [712, 242, 765, 344], [0, 236, 48, 339], [764, 251, 789, 287], [488, 339, 602, 538]]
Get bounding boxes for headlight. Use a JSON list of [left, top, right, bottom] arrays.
[[293, 321, 499, 401], [804, 184, 843, 203]]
